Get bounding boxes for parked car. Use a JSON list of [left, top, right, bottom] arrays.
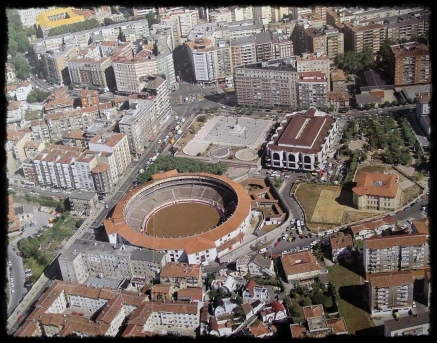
[[274, 241, 281, 247]]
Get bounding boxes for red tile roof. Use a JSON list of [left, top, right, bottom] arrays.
[[352, 172, 399, 198], [280, 251, 319, 276], [364, 234, 427, 250], [369, 271, 414, 288]]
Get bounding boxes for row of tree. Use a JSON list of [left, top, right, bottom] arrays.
[[137, 156, 229, 184], [47, 18, 101, 37], [334, 48, 374, 75], [398, 117, 417, 147]]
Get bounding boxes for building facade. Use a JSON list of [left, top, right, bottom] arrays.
[[363, 234, 430, 275], [352, 172, 401, 211], [266, 108, 337, 171]]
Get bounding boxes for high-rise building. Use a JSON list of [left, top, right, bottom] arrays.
[[230, 36, 256, 68], [389, 42, 430, 87], [234, 58, 298, 108], [40, 44, 79, 83], [186, 37, 217, 84], [118, 100, 156, 156], [363, 234, 430, 274], [112, 50, 158, 94], [343, 22, 386, 54], [67, 55, 113, 88], [297, 71, 328, 107], [88, 132, 131, 180], [296, 52, 331, 91]]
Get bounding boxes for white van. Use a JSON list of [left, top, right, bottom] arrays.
[[258, 248, 267, 254]]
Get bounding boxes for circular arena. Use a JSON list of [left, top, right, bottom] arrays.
[[104, 171, 252, 263]]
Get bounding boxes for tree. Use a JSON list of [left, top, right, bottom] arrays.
[[12, 55, 31, 80], [75, 218, 85, 228], [104, 17, 116, 26], [235, 295, 243, 305], [313, 246, 324, 261], [17, 237, 39, 259], [301, 297, 312, 306], [289, 304, 303, 318], [311, 291, 328, 305]]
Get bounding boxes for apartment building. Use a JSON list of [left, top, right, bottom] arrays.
[[368, 271, 414, 314], [68, 191, 98, 216], [72, 150, 99, 191], [229, 6, 253, 22], [329, 233, 354, 263], [228, 19, 263, 40], [209, 8, 232, 23], [40, 44, 79, 83], [161, 8, 199, 39], [290, 304, 348, 338], [383, 14, 424, 42], [15, 280, 200, 338], [296, 52, 331, 91], [384, 312, 430, 337], [389, 42, 430, 87], [118, 100, 156, 156], [85, 118, 120, 141], [59, 239, 166, 283], [348, 216, 396, 240], [280, 250, 320, 284], [271, 31, 294, 59], [254, 32, 273, 61], [142, 75, 171, 124], [7, 100, 24, 124], [80, 90, 99, 108], [23, 140, 45, 160], [214, 40, 233, 82], [234, 57, 298, 108], [6, 80, 32, 101], [88, 132, 131, 181], [17, 7, 56, 27], [271, 7, 291, 23], [230, 36, 256, 68], [30, 119, 51, 142], [363, 234, 430, 275], [31, 145, 85, 189], [91, 161, 112, 196], [147, 35, 177, 84], [343, 22, 386, 54], [186, 37, 217, 84], [67, 55, 113, 88], [291, 7, 313, 20], [159, 262, 203, 288], [324, 26, 344, 62], [352, 172, 401, 211], [330, 69, 346, 93], [44, 91, 74, 114], [297, 71, 328, 107], [252, 6, 273, 23], [415, 92, 431, 137], [46, 106, 100, 140], [112, 49, 158, 94], [266, 108, 337, 171], [6, 130, 31, 173]]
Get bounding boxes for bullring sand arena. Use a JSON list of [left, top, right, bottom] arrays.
[[104, 171, 252, 253], [145, 202, 221, 237]]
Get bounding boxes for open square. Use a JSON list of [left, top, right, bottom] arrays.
[[183, 115, 272, 156]]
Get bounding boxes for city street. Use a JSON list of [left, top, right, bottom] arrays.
[[7, 242, 26, 316]]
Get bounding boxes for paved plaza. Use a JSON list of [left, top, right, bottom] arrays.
[[183, 115, 272, 155]]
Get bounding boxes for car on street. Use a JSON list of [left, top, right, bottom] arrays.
[[271, 286, 281, 291], [274, 241, 281, 247], [412, 301, 416, 308], [287, 236, 296, 242]]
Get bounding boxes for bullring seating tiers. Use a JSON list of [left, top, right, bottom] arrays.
[[124, 182, 238, 230]]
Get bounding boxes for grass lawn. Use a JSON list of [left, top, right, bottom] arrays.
[[327, 264, 374, 335], [24, 110, 42, 120], [23, 256, 46, 283]]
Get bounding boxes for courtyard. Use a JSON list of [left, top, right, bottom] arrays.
[[295, 164, 423, 230], [178, 115, 272, 157]]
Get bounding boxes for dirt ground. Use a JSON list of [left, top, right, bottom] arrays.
[[146, 202, 220, 238], [176, 114, 214, 146], [295, 183, 382, 229]]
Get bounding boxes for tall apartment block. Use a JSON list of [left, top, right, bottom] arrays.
[[40, 44, 79, 83], [368, 271, 414, 314], [186, 37, 217, 84], [234, 58, 298, 108], [389, 42, 430, 87], [363, 234, 430, 275], [118, 100, 156, 156], [88, 132, 131, 181], [297, 71, 328, 107], [296, 52, 331, 91], [343, 22, 386, 54], [112, 50, 158, 94]]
